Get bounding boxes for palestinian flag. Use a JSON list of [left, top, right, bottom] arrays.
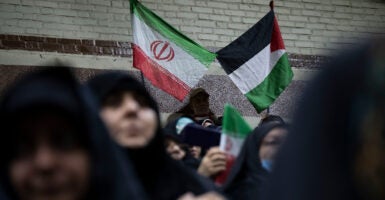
[[215, 104, 252, 185], [216, 10, 293, 113], [130, 0, 216, 101]]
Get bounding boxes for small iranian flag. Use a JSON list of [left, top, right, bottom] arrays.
[[130, 0, 216, 101], [215, 104, 252, 184], [216, 10, 293, 113]]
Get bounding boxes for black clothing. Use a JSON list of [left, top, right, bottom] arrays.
[[0, 67, 145, 200], [87, 72, 216, 200], [222, 123, 286, 200], [164, 117, 201, 170], [262, 40, 385, 200]]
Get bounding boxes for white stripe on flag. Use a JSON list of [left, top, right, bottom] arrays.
[[219, 134, 246, 157], [133, 14, 207, 88], [228, 45, 286, 94]]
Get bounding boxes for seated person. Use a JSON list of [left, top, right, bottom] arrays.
[[163, 116, 202, 169], [176, 88, 221, 126], [164, 116, 226, 178]]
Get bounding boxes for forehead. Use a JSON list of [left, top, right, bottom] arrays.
[[264, 128, 288, 139], [16, 111, 79, 134], [165, 137, 179, 145], [105, 90, 150, 105]]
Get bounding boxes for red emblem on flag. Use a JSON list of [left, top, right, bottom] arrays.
[[150, 40, 175, 62], [225, 137, 233, 152]]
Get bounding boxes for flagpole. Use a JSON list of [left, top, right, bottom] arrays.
[[266, 1, 273, 115]]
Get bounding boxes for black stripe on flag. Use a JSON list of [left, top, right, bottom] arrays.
[[216, 11, 275, 75]]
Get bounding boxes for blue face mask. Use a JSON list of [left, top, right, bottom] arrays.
[[261, 159, 273, 172], [176, 117, 194, 134]]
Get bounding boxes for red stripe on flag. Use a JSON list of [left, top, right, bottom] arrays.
[[132, 44, 190, 101], [270, 17, 285, 52], [215, 154, 236, 185]]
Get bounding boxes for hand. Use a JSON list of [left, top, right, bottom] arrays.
[[202, 119, 214, 127], [197, 147, 227, 177]]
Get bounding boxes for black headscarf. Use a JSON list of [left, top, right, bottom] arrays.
[[262, 39, 385, 200], [87, 72, 216, 200], [222, 123, 287, 200], [0, 67, 145, 200], [163, 116, 201, 170], [0, 186, 9, 200]]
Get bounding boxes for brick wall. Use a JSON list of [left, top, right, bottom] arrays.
[[0, 0, 384, 120], [1, 0, 384, 55], [0, 34, 132, 56]]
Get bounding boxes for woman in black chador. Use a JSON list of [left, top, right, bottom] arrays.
[[222, 123, 288, 200], [0, 67, 145, 200], [262, 39, 385, 200], [87, 72, 217, 200]]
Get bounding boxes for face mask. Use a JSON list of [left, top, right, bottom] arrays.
[[176, 117, 194, 134], [261, 159, 273, 172]]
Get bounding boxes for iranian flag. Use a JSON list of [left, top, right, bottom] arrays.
[[130, 0, 216, 101], [216, 10, 293, 113], [215, 104, 252, 185]]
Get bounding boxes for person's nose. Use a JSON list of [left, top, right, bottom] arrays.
[[121, 99, 140, 118], [32, 144, 57, 171], [173, 144, 181, 151]]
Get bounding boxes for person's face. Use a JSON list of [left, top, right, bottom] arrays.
[[165, 139, 186, 160], [100, 92, 158, 148], [190, 94, 209, 116], [10, 113, 90, 200], [259, 128, 288, 161], [189, 146, 202, 159]]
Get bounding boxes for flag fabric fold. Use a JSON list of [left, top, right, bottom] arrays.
[[215, 104, 253, 185], [216, 10, 293, 113], [130, 0, 216, 101]]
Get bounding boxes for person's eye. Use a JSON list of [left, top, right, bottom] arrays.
[[104, 96, 122, 107], [103, 93, 123, 108], [12, 133, 35, 158], [14, 142, 34, 158], [134, 94, 150, 108], [265, 140, 281, 146]]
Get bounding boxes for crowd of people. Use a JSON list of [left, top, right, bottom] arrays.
[[0, 39, 383, 200]]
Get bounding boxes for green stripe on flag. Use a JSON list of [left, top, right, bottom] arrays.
[[245, 53, 293, 113], [130, 0, 216, 67], [222, 104, 252, 137]]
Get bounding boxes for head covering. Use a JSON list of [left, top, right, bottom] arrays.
[[258, 114, 285, 127], [262, 39, 385, 200], [189, 87, 210, 100], [87, 72, 216, 200], [0, 67, 145, 200], [164, 116, 195, 140], [163, 116, 201, 169], [222, 123, 288, 200], [0, 187, 9, 200], [176, 88, 220, 125]]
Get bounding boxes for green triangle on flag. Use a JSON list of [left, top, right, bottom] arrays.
[[222, 104, 252, 138], [216, 104, 253, 185], [216, 10, 293, 113]]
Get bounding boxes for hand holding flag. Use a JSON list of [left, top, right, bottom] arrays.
[[215, 104, 253, 185]]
